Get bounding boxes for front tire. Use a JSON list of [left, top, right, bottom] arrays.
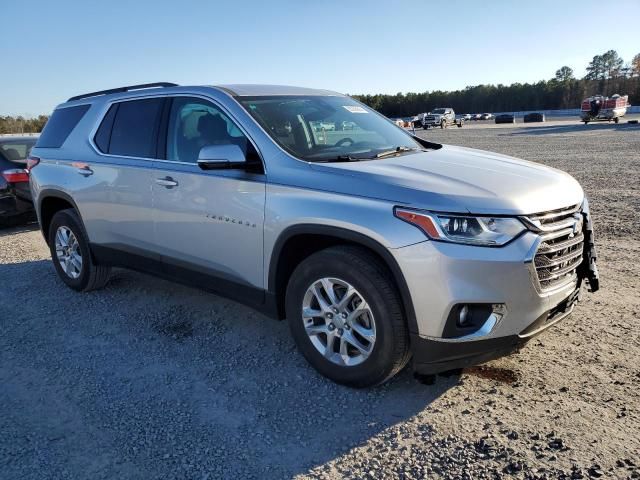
[[48, 209, 111, 292], [285, 246, 410, 387]]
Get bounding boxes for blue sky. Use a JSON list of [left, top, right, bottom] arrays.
[[2, 0, 639, 116]]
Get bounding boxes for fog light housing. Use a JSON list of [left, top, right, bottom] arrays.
[[444, 303, 506, 338], [457, 305, 471, 327]]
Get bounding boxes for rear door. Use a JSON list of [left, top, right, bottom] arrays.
[[75, 97, 164, 255], [152, 96, 266, 295]]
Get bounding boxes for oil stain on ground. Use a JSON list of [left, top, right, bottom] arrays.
[[463, 365, 520, 383]]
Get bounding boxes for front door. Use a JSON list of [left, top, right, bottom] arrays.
[[152, 96, 266, 298]]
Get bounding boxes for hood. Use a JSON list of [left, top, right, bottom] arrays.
[[307, 145, 584, 215]]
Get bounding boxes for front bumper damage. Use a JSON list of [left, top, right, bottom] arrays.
[[398, 202, 599, 375]]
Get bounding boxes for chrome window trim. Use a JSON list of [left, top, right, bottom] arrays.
[[87, 94, 168, 162], [87, 92, 266, 172]]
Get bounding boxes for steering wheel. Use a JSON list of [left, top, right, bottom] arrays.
[[335, 137, 355, 147]]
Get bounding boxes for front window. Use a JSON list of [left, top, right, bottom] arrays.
[[431, 108, 446, 115], [238, 95, 423, 162], [166, 97, 249, 164]]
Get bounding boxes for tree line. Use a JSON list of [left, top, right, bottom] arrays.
[[0, 115, 48, 135], [353, 50, 640, 117], [1, 50, 639, 132]]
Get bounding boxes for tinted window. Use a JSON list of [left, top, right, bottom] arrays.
[[36, 105, 90, 148], [94, 104, 118, 153], [109, 98, 164, 158], [166, 97, 248, 164]]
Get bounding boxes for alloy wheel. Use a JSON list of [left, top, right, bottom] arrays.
[[301, 277, 376, 366], [54, 226, 83, 279]]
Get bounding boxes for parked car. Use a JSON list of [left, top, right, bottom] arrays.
[[472, 113, 482, 120], [480, 113, 493, 120], [30, 82, 599, 387], [462, 114, 472, 121], [0, 136, 38, 225], [524, 113, 545, 123], [422, 108, 463, 129], [495, 114, 516, 124]]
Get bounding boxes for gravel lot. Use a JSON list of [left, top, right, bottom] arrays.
[[1, 119, 639, 479]]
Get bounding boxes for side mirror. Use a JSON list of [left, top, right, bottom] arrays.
[[197, 144, 246, 170]]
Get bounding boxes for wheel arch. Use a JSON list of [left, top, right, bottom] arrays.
[[38, 190, 84, 245], [268, 224, 418, 334]]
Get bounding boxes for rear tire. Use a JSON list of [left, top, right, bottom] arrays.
[[285, 246, 410, 387], [48, 209, 111, 292]]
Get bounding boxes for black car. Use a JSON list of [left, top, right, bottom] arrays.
[[523, 112, 545, 123], [495, 114, 516, 124], [0, 136, 38, 225]]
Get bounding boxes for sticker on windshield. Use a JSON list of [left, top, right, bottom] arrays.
[[343, 105, 368, 113]]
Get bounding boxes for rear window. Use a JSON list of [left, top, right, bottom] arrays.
[[0, 139, 37, 162], [94, 104, 118, 153], [36, 104, 90, 148], [104, 98, 164, 158]]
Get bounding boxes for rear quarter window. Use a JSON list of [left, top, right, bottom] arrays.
[[36, 104, 91, 148]]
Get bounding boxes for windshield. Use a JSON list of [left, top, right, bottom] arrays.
[[238, 95, 422, 161], [431, 108, 446, 114]]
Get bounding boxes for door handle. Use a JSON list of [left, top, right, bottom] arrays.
[[155, 176, 178, 188], [72, 162, 93, 176]]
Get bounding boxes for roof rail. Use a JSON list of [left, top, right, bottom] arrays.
[[67, 82, 179, 102]]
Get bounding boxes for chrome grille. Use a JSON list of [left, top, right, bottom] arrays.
[[523, 204, 584, 291]]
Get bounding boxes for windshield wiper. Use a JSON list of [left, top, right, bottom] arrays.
[[374, 146, 422, 159], [317, 155, 363, 163]]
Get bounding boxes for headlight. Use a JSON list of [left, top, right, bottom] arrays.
[[395, 208, 526, 246]]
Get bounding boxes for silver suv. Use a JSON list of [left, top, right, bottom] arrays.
[[29, 83, 599, 387]]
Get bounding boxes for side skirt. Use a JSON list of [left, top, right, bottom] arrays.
[[90, 243, 280, 319]]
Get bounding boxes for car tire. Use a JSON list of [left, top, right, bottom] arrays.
[[48, 209, 111, 292], [440, 121, 446, 129], [285, 245, 410, 388]]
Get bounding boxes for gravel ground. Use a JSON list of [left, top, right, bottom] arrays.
[[1, 120, 639, 479]]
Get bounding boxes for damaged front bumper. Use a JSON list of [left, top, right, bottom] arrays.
[[401, 198, 600, 375]]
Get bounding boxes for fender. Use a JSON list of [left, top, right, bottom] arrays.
[[268, 224, 419, 334]]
